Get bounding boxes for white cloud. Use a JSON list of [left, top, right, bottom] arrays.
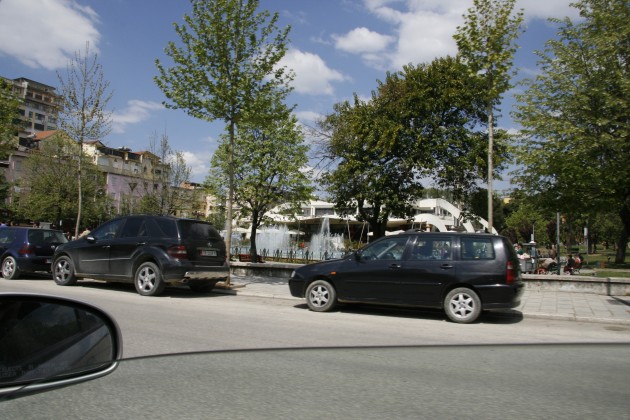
[[112, 100, 164, 134], [356, 0, 580, 71], [0, 0, 100, 70], [279, 49, 347, 95], [294, 110, 323, 124], [333, 27, 395, 54], [181, 151, 209, 181]]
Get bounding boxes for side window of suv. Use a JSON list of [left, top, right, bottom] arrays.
[[461, 237, 495, 260], [91, 219, 123, 240], [120, 217, 147, 238]]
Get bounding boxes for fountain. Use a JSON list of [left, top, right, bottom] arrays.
[[308, 217, 344, 260], [255, 225, 291, 252]]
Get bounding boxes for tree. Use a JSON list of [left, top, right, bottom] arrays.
[[206, 103, 313, 262], [57, 43, 113, 238], [320, 96, 423, 238], [155, 0, 293, 265], [135, 131, 192, 216], [0, 77, 21, 159], [320, 57, 499, 238], [454, 0, 524, 233], [13, 132, 110, 231], [512, 0, 630, 263]]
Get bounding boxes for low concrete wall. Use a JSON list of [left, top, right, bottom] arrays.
[[522, 274, 630, 296], [230, 261, 301, 278], [230, 262, 630, 296]]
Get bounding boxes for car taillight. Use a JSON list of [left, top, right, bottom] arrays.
[[167, 245, 188, 259], [506, 261, 516, 284], [19, 244, 35, 255]]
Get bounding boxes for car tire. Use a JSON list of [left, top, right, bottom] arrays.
[[444, 287, 481, 324], [134, 262, 165, 296], [53, 256, 78, 286], [1, 256, 20, 280], [188, 281, 216, 293], [305, 279, 337, 312]]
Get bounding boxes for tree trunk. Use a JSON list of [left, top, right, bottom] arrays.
[[74, 142, 83, 239], [250, 209, 260, 263], [487, 104, 494, 234], [615, 203, 630, 264], [224, 121, 236, 285]]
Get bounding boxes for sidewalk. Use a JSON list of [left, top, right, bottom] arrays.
[[216, 275, 630, 325]]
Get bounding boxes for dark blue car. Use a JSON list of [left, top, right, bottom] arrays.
[[0, 227, 68, 279]]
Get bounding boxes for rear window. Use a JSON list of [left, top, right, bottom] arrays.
[[177, 221, 222, 241], [28, 230, 67, 244], [461, 237, 495, 260]]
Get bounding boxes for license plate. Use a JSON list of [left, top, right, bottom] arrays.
[[200, 249, 217, 257]]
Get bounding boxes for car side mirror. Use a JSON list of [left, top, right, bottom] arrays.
[[0, 294, 122, 400], [85, 235, 96, 243]]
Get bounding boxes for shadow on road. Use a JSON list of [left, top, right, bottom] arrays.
[[292, 302, 524, 324]]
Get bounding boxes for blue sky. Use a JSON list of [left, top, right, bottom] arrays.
[[0, 0, 581, 187]]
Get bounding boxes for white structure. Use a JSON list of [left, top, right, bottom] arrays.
[[242, 198, 496, 235]]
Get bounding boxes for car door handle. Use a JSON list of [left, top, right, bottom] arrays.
[[389, 263, 402, 269], [102, 245, 110, 249], [440, 264, 453, 269], [136, 242, 147, 246]]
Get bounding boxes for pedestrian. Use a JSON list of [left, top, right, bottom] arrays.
[[564, 254, 575, 274]]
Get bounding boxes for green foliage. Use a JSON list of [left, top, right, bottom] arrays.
[[206, 102, 313, 257], [155, 0, 293, 257], [320, 57, 499, 238], [0, 78, 21, 159], [12, 134, 111, 229], [454, 0, 524, 104], [513, 0, 630, 262], [454, 0, 524, 231]]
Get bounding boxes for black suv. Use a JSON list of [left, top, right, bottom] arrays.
[[52, 215, 229, 296], [0, 227, 67, 279], [289, 231, 524, 323]]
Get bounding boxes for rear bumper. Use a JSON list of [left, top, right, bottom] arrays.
[[163, 264, 229, 282], [478, 282, 525, 310], [17, 256, 54, 273]]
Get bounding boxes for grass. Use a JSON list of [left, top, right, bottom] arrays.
[[559, 246, 630, 278]]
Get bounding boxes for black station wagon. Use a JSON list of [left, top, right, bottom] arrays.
[[52, 215, 229, 296], [289, 231, 524, 323]]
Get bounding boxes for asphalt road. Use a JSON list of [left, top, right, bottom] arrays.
[[3, 277, 630, 418], [2, 276, 630, 357]]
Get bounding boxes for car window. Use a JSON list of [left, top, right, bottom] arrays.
[[27, 230, 46, 244], [360, 236, 409, 261], [153, 219, 178, 238], [34, 230, 67, 244], [90, 220, 123, 240], [177, 221, 222, 241], [461, 237, 495, 260], [120, 217, 147, 238], [0, 230, 16, 244], [410, 238, 452, 260]]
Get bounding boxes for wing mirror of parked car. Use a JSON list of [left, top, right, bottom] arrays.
[[0, 294, 122, 400]]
